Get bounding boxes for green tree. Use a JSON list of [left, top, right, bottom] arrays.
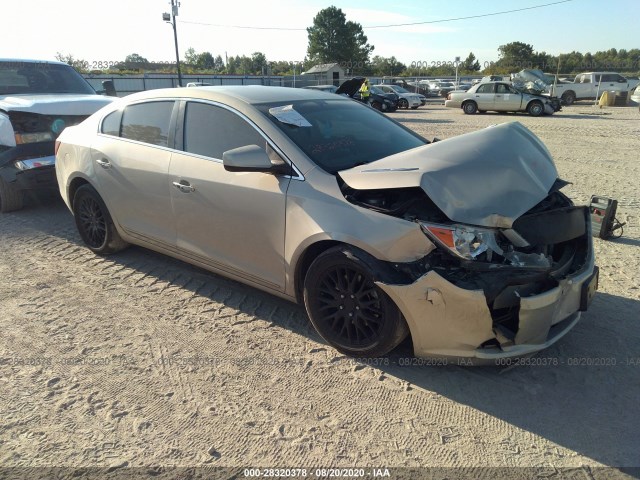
[[184, 48, 198, 66], [125, 53, 149, 64], [370, 56, 406, 76], [251, 52, 268, 74], [460, 52, 480, 72], [213, 55, 225, 73], [498, 41, 534, 65], [306, 6, 374, 65], [196, 52, 215, 70], [55, 52, 89, 73]]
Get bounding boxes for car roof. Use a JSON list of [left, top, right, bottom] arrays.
[[121, 86, 341, 106], [0, 58, 68, 66]]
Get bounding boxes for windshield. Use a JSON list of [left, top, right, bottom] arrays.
[[439, 82, 454, 87], [0, 61, 96, 95], [259, 99, 427, 174], [370, 86, 385, 94]]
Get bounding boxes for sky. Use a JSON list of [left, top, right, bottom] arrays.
[[3, 0, 638, 69]]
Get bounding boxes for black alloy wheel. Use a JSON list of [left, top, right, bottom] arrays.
[[73, 184, 128, 255], [304, 246, 408, 357]]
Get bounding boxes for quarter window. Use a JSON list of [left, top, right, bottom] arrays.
[[101, 110, 122, 136], [120, 101, 174, 147], [183, 102, 265, 159]]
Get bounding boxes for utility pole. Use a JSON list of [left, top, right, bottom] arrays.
[[163, 1, 182, 87]]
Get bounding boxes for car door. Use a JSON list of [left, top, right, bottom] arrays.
[[169, 100, 290, 292], [493, 83, 522, 111], [472, 83, 496, 110], [600, 74, 625, 93], [91, 100, 177, 248]]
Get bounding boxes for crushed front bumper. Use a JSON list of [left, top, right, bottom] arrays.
[[377, 225, 597, 362], [0, 141, 57, 191]]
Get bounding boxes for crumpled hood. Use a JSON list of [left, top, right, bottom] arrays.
[[0, 94, 114, 115], [338, 122, 558, 228]]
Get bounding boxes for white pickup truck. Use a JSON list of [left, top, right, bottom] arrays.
[[1, 59, 114, 212], [549, 72, 640, 105], [512, 70, 640, 105]]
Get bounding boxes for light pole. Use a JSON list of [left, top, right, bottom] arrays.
[[454, 56, 460, 88], [163, 1, 182, 87]]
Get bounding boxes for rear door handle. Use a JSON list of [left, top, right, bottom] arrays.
[[96, 158, 111, 169], [172, 180, 195, 193]]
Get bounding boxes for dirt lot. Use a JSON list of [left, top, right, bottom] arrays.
[[1, 103, 639, 477]]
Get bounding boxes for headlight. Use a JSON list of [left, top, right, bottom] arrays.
[[420, 222, 501, 261], [419, 221, 551, 268], [14, 132, 54, 144]]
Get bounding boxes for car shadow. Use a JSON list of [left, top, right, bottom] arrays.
[[10, 199, 640, 470], [378, 290, 640, 470], [609, 236, 640, 247]]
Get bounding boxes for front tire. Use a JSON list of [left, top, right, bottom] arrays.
[[462, 101, 477, 114], [561, 91, 576, 105], [527, 101, 544, 117], [399, 98, 409, 109], [73, 184, 128, 255], [0, 176, 24, 213], [303, 246, 409, 357]]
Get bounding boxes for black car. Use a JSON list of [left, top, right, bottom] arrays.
[[336, 77, 399, 112]]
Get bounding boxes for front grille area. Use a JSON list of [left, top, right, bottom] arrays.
[[8, 111, 88, 138]]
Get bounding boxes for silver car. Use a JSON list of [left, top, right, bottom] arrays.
[[445, 81, 557, 116], [376, 85, 422, 109], [55, 86, 598, 361]]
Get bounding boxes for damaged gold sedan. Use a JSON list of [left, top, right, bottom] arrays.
[[55, 87, 598, 360]]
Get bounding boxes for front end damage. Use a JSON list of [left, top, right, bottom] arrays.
[[511, 69, 562, 111], [337, 122, 598, 360], [378, 201, 597, 360]]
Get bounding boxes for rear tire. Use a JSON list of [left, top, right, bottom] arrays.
[[0, 176, 24, 213], [73, 184, 128, 255], [462, 101, 477, 114], [303, 246, 409, 358]]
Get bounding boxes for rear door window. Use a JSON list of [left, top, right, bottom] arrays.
[[120, 101, 174, 147]]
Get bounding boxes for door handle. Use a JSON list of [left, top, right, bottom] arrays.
[[96, 158, 111, 169], [172, 181, 195, 193]]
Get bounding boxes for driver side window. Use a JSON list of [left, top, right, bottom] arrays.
[[183, 102, 266, 160]]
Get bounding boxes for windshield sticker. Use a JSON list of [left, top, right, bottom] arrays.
[[268, 105, 312, 127]]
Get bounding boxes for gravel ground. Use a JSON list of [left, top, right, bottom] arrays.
[[1, 102, 639, 478]]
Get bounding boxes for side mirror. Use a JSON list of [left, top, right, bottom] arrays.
[[223, 145, 289, 174], [102, 80, 117, 97]]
